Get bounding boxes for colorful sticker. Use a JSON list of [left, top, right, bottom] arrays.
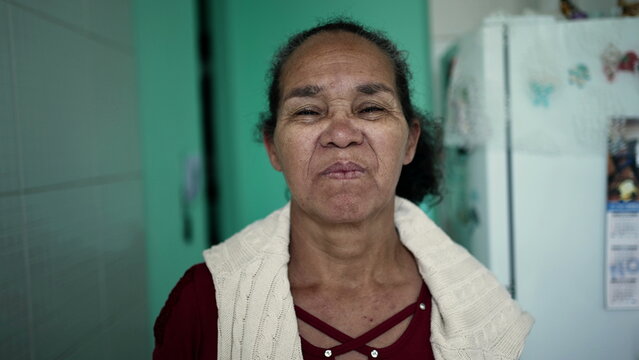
[[530, 81, 555, 108], [602, 44, 623, 82], [560, 0, 588, 19], [618, 51, 639, 73], [619, 0, 639, 17], [602, 44, 639, 82], [568, 64, 590, 88]]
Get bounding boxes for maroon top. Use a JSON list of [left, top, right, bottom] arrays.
[[153, 263, 218, 359], [153, 263, 435, 360], [296, 283, 434, 359]]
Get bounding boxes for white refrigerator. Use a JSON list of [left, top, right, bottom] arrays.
[[439, 16, 639, 359]]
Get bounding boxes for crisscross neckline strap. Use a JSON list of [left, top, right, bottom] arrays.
[[294, 283, 430, 359]]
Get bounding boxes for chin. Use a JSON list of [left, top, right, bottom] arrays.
[[323, 205, 368, 224], [304, 192, 392, 225]]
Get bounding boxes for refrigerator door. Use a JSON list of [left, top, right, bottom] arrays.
[[442, 22, 512, 289], [507, 17, 639, 359]]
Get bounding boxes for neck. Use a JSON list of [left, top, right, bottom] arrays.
[[287, 199, 415, 291]]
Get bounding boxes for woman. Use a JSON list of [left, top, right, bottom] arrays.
[[153, 19, 533, 360]]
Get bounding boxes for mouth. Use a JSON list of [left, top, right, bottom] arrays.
[[320, 161, 366, 180]]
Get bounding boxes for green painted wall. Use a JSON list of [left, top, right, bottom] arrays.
[[134, 0, 209, 329], [212, 0, 433, 239]]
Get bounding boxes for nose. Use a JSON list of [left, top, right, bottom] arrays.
[[319, 113, 364, 148]]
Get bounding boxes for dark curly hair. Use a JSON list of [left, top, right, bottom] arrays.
[[257, 18, 442, 204]]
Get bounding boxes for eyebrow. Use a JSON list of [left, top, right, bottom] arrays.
[[283, 85, 323, 101], [356, 82, 395, 95]]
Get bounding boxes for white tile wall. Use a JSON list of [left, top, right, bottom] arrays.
[[12, 6, 97, 189], [64, 332, 106, 360], [0, 2, 20, 193], [24, 188, 102, 360], [99, 181, 146, 319], [84, 0, 133, 50], [0, 3, 31, 358], [104, 302, 149, 359], [89, 42, 141, 176], [16, 0, 85, 30], [0, 0, 148, 359], [0, 196, 30, 360]]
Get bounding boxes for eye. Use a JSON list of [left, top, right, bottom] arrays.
[[295, 108, 320, 116], [359, 106, 384, 114], [357, 104, 387, 119]]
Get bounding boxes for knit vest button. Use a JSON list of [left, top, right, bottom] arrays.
[[324, 349, 332, 357], [419, 302, 426, 310], [371, 349, 379, 358]]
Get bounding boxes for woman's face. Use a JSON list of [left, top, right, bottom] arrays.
[[265, 31, 420, 224]]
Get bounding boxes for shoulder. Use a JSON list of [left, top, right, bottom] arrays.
[[203, 203, 291, 276], [153, 263, 217, 359], [393, 197, 534, 358]]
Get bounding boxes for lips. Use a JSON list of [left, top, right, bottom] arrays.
[[320, 161, 366, 179]]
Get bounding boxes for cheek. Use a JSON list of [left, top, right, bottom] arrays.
[[373, 126, 410, 169], [275, 129, 316, 177]]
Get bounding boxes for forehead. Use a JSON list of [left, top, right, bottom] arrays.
[[279, 31, 395, 92]]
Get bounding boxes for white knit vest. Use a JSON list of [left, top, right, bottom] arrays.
[[203, 197, 534, 360]]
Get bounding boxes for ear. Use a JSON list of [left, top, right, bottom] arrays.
[[403, 119, 421, 165], [263, 133, 283, 172]]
